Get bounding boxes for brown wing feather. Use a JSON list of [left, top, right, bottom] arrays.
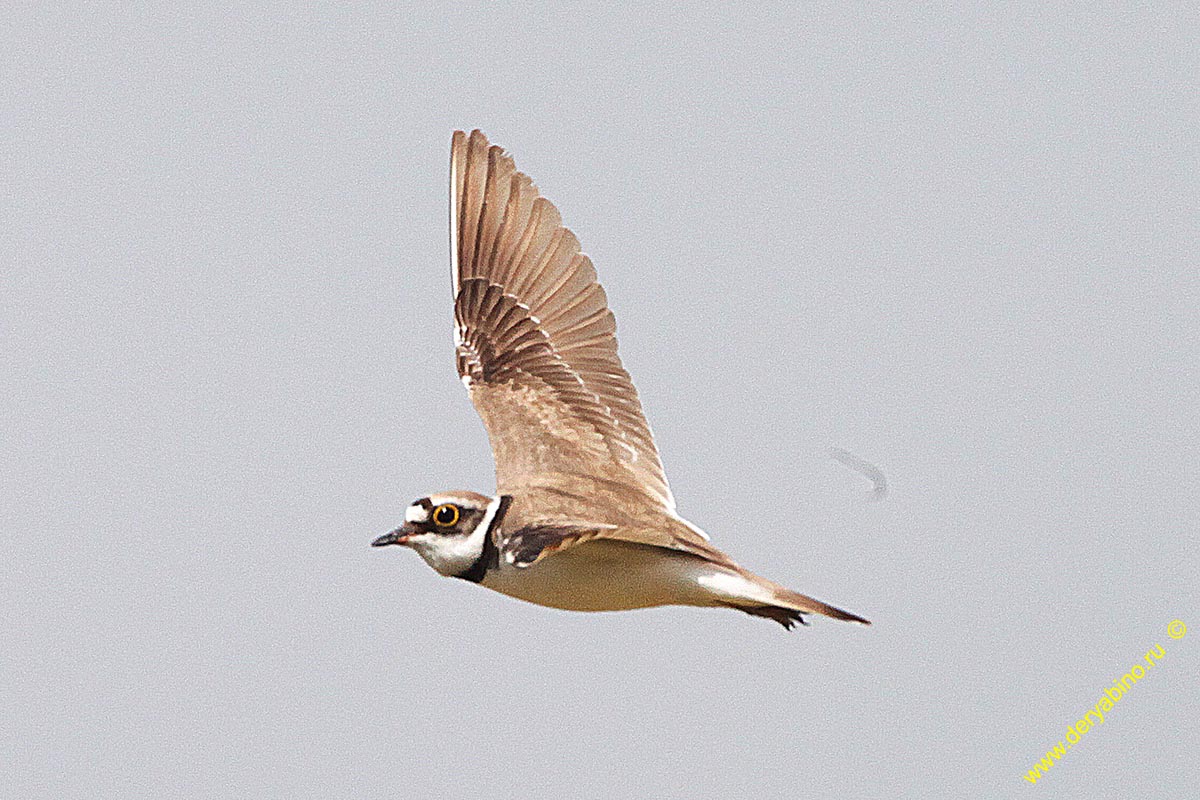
[[451, 129, 674, 511], [492, 479, 727, 567]]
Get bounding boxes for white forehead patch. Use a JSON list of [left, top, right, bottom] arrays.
[[405, 504, 430, 523]]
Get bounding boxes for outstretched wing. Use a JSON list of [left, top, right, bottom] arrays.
[[450, 129, 674, 511]]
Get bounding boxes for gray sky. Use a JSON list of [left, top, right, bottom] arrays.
[[4, 4, 1197, 798]]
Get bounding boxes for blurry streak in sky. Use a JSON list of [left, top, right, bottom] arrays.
[[830, 447, 888, 501]]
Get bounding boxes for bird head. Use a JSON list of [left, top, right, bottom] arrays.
[[372, 491, 498, 576]]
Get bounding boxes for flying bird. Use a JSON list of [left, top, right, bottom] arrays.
[[372, 130, 870, 630]]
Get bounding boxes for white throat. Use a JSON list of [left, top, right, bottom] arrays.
[[409, 495, 501, 577]]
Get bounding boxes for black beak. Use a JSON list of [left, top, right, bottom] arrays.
[[371, 524, 415, 548]]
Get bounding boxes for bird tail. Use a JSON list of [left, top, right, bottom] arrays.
[[723, 570, 871, 630]]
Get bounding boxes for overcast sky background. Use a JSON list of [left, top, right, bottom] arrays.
[[4, 4, 1197, 798]]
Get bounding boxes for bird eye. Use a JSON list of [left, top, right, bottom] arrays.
[[433, 504, 459, 527]]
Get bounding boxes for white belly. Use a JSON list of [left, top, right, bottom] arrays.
[[480, 539, 721, 612]]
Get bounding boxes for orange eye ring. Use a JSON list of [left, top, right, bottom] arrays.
[[432, 503, 460, 527]]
